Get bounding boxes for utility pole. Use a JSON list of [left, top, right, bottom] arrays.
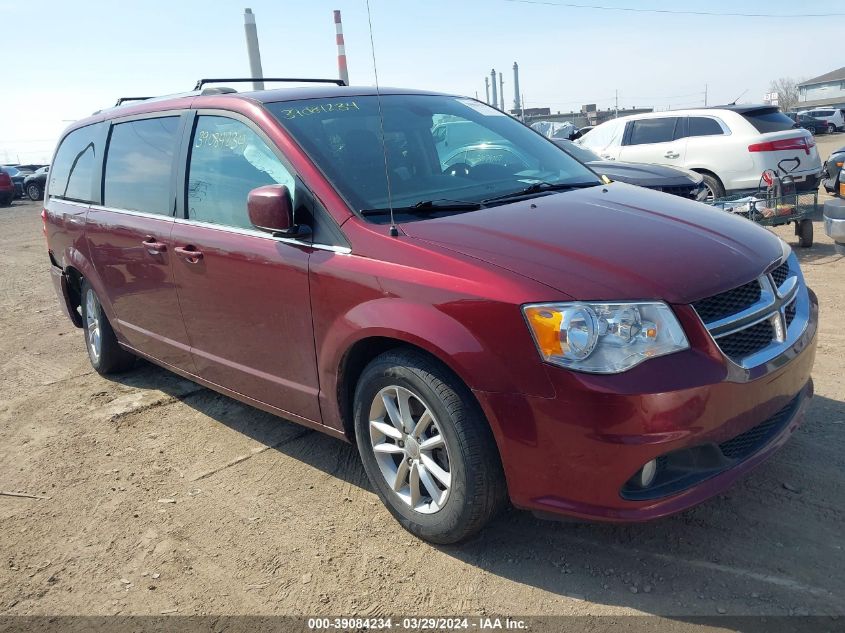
[[704, 84, 708, 107], [614, 89, 618, 118], [243, 8, 265, 90]]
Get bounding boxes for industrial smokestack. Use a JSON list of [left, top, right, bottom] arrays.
[[334, 10, 349, 86], [512, 62, 521, 111], [499, 72, 504, 111], [484, 76, 490, 104], [490, 69, 498, 109], [243, 8, 265, 90]]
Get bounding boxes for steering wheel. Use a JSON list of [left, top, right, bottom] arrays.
[[444, 162, 472, 177]]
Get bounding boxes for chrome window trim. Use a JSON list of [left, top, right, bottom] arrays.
[[695, 253, 809, 369], [172, 217, 352, 254], [48, 199, 352, 254]]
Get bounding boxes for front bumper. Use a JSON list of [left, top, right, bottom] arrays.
[[475, 291, 818, 521]]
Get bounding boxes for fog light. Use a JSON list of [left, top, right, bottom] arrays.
[[638, 459, 657, 488]]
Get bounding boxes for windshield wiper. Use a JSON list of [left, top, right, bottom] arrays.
[[360, 199, 484, 217], [483, 181, 598, 204]]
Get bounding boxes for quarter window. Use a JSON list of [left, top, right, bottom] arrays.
[[104, 117, 180, 214], [688, 117, 724, 137], [627, 118, 679, 145], [49, 125, 101, 202], [187, 116, 295, 230]]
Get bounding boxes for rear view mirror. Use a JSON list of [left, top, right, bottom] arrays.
[[247, 185, 309, 238]]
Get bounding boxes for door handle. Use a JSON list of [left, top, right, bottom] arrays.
[[142, 236, 167, 255], [664, 151, 680, 159], [174, 245, 204, 263]]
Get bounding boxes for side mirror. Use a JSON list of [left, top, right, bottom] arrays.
[[247, 185, 310, 238]]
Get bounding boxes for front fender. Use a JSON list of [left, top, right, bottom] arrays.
[[316, 297, 555, 432]]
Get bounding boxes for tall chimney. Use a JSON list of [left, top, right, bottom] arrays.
[[512, 62, 521, 111], [484, 76, 490, 104], [243, 9, 265, 90], [490, 69, 498, 109], [334, 10, 350, 86], [499, 72, 505, 111]]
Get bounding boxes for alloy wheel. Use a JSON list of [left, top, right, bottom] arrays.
[[85, 289, 102, 362], [368, 385, 452, 514]]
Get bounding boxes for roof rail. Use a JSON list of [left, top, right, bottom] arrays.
[[193, 77, 346, 90], [115, 96, 153, 106]]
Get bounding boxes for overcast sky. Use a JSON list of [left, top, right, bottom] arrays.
[[1, 0, 840, 163]]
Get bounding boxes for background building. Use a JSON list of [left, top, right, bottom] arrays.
[[797, 67, 845, 109]]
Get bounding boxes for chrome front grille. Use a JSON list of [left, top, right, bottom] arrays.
[[692, 280, 761, 323], [693, 253, 809, 368]]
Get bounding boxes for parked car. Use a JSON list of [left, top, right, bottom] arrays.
[[784, 111, 828, 135], [797, 108, 845, 134], [570, 124, 594, 140], [822, 145, 845, 196], [14, 163, 47, 172], [578, 105, 822, 200], [1, 165, 26, 198], [44, 85, 817, 544], [24, 165, 49, 201], [0, 167, 15, 206], [553, 139, 707, 200]]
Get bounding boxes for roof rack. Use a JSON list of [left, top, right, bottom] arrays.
[[193, 77, 346, 90], [115, 96, 153, 106]]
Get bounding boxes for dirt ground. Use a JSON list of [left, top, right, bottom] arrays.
[[0, 175, 843, 624]]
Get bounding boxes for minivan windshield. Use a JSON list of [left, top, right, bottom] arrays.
[[267, 94, 600, 222]]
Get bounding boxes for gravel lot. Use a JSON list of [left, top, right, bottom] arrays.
[[0, 177, 843, 625]]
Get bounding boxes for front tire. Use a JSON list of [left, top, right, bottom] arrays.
[[80, 280, 136, 374], [353, 349, 506, 544], [700, 173, 725, 201]]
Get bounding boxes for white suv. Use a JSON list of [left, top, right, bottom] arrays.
[[578, 106, 822, 199], [798, 108, 845, 134]]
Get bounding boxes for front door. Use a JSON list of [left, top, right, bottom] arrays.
[[170, 114, 320, 422], [86, 114, 194, 371], [618, 116, 687, 167]]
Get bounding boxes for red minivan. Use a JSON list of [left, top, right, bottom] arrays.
[[44, 83, 818, 543]]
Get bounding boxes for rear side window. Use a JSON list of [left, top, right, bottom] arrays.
[[626, 118, 678, 145], [808, 110, 834, 117], [688, 117, 724, 137], [104, 117, 180, 214], [186, 116, 295, 230], [49, 125, 100, 202], [740, 108, 796, 133]]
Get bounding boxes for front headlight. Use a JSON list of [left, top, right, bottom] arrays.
[[522, 301, 689, 373]]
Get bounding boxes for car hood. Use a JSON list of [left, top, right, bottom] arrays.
[[400, 182, 785, 304], [586, 160, 702, 188]]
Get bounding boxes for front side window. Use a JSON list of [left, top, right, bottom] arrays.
[[266, 95, 599, 222], [104, 117, 180, 214], [688, 117, 724, 137], [626, 118, 679, 145], [49, 124, 101, 202], [187, 116, 295, 230]]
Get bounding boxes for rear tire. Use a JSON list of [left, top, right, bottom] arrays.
[[797, 219, 813, 248], [700, 173, 725, 201], [353, 349, 506, 544], [0, 195, 11, 207], [26, 183, 43, 201], [828, 123, 836, 134], [80, 279, 136, 374]]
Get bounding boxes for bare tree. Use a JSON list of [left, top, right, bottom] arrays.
[[769, 77, 801, 112]]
